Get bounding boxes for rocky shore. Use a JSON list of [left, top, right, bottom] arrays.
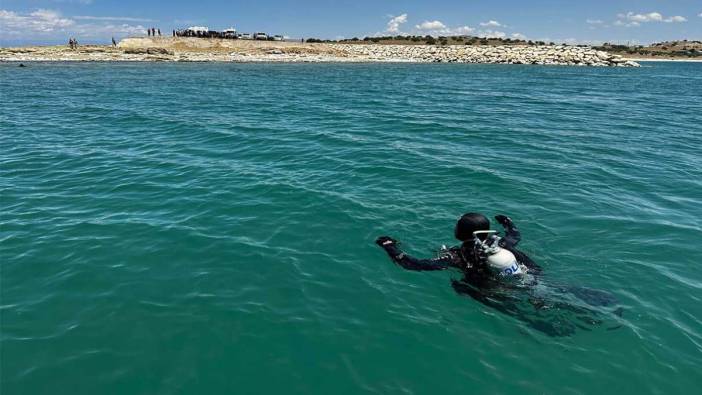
[[329, 44, 639, 66], [1, 37, 639, 67]]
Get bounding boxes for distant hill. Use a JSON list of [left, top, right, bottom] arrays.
[[592, 40, 702, 59]]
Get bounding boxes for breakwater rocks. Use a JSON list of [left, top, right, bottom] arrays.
[[328, 44, 640, 67], [1, 38, 639, 67]]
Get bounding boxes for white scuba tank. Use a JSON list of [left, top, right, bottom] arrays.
[[473, 230, 524, 277], [486, 248, 523, 276]]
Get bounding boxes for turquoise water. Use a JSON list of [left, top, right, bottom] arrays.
[[1, 61, 701, 394]]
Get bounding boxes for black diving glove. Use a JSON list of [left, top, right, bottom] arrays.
[[375, 236, 397, 248], [375, 236, 404, 261], [494, 215, 513, 226]]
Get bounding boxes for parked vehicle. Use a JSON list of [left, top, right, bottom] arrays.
[[175, 27, 282, 41], [186, 26, 209, 35], [176, 26, 226, 39], [222, 28, 237, 39]]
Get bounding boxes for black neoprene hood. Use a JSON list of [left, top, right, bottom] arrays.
[[454, 213, 490, 241]]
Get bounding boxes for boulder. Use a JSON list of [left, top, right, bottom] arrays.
[[146, 47, 172, 55], [123, 48, 147, 55]]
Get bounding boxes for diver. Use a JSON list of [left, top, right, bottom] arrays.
[[376, 212, 540, 278], [376, 212, 621, 337]]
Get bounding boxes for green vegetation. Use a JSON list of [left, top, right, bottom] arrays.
[[593, 40, 702, 58], [303, 35, 553, 47]]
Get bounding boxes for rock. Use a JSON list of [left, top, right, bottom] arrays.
[[110, 47, 170, 56], [146, 47, 172, 55], [124, 48, 147, 55]]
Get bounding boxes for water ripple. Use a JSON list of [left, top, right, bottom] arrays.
[[1, 61, 701, 394]]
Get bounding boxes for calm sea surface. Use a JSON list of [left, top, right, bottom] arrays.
[[1, 61, 701, 394]]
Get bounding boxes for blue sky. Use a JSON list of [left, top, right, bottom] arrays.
[[1, 0, 700, 46]]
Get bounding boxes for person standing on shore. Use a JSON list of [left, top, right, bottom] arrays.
[[158, 29, 161, 36], [147, 28, 151, 37]]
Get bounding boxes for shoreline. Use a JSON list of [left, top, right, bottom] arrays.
[[4, 55, 701, 64], [623, 57, 702, 62], [0, 37, 641, 66]]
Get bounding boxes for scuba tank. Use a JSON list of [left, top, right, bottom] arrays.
[[472, 230, 524, 276]]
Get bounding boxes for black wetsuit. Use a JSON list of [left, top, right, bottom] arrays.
[[378, 217, 541, 276], [377, 217, 621, 337]]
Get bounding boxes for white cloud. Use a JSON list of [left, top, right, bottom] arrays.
[[0, 9, 74, 34], [451, 26, 475, 35], [699, 13, 702, 17], [415, 20, 446, 30], [376, 14, 514, 39], [414, 22, 475, 37], [386, 14, 407, 33], [511, 33, 527, 40], [480, 20, 502, 27], [74, 16, 157, 23], [84, 23, 148, 37], [665, 15, 687, 23], [0, 9, 146, 39], [616, 11, 687, 27], [622, 12, 664, 22], [614, 20, 637, 27], [586, 19, 603, 25], [479, 29, 506, 39]]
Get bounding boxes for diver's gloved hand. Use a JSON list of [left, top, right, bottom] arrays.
[[494, 215, 513, 226], [375, 236, 398, 248]]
